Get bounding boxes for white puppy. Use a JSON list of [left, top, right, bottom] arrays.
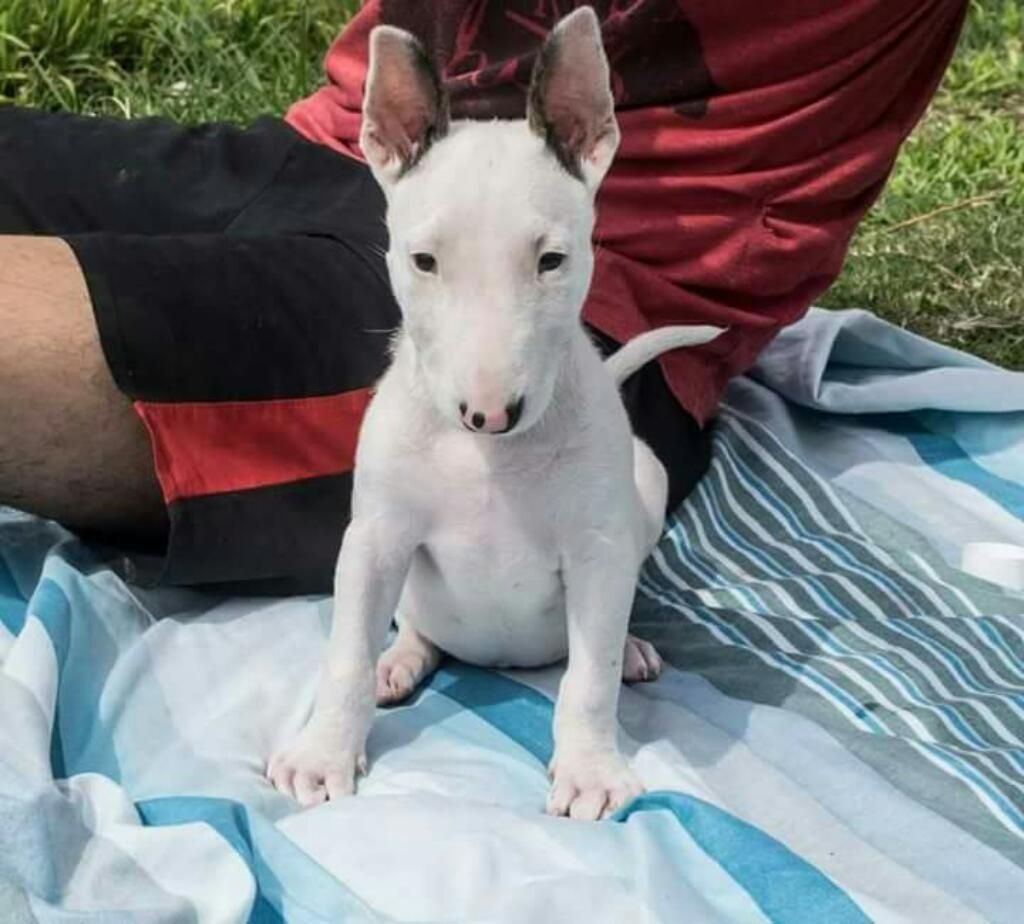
[[268, 7, 722, 821]]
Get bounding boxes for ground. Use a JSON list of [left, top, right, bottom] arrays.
[[1, 0, 1020, 369]]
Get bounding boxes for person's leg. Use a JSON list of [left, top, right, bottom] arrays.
[[0, 236, 167, 539], [1, 106, 395, 590], [0, 106, 297, 549], [0, 106, 295, 235]]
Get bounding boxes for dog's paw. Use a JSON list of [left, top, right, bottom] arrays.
[[376, 630, 441, 705], [622, 634, 663, 684], [267, 726, 366, 807], [546, 748, 643, 821], [376, 656, 423, 705]]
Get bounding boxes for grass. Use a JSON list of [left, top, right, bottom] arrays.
[[0, 0, 354, 120], [1, 0, 1021, 369], [821, 0, 1024, 369]]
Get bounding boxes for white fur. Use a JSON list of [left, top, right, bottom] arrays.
[[606, 324, 725, 386], [267, 8, 723, 820]]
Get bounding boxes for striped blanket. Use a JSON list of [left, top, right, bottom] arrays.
[[1, 309, 1022, 922]]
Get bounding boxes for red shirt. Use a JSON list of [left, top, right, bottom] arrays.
[[287, 0, 965, 424]]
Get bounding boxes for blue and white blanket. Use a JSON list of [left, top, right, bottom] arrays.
[[2, 308, 1023, 923]]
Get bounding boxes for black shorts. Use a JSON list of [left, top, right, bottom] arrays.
[[0, 106, 710, 593]]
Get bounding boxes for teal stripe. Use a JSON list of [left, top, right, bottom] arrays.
[[137, 796, 383, 924], [0, 553, 26, 635], [429, 663, 868, 923], [711, 435, 935, 620], [650, 510, 893, 735], [978, 619, 1024, 675], [649, 420, 1024, 834], [662, 482, 1024, 771], [646, 581, 1024, 836], [915, 742, 1024, 832], [28, 579, 73, 780], [719, 422, 923, 616], [712, 422, 1024, 764], [614, 793, 871, 924], [713, 432, 911, 619], [872, 413, 1024, 518], [425, 662, 555, 765], [639, 570, 888, 734], [802, 618, 1024, 784], [701, 462, 1024, 762], [725, 415, 966, 620], [13, 566, 380, 922], [685, 479, 788, 614], [8, 572, 125, 783], [697, 462, 854, 619], [31, 579, 72, 668]]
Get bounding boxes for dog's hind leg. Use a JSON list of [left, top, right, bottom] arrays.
[[624, 439, 668, 685], [622, 635, 663, 683], [633, 437, 669, 552], [376, 622, 442, 705]]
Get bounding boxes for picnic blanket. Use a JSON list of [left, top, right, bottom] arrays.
[[2, 308, 1023, 923]]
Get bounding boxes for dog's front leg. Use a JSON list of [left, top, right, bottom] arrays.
[[268, 516, 415, 806], [548, 531, 643, 821]]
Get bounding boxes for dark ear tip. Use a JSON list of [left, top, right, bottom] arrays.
[[368, 24, 443, 97], [552, 5, 602, 40], [369, 24, 422, 55]]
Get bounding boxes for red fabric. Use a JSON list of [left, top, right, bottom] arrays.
[[286, 0, 966, 424], [136, 391, 372, 503]]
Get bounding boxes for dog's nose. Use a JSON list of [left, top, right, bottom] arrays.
[[459, 396, 525, 434]]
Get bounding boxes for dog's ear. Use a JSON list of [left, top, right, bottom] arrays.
[[360, 26, 449, 186], [527, 7, 620, 189]]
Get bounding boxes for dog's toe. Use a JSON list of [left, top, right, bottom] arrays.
[[546, 748, 643, 821], [622, 634, 663, 683], [375, 656, 424, 704], [375, 631, 441, 705], [267, 727, 364, 806], [293, 770, 328, 807]]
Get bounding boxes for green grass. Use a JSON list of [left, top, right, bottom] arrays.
[[821, 0, 1024, 369], [0, 0, 354, 120], [1, 0, 1021, 369]]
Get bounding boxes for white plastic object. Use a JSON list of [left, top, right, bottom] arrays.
[[960, 542, 1024, 591]]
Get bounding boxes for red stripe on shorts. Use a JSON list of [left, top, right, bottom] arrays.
[[135, 390, 372, 503]]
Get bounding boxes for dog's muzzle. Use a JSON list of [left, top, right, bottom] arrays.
[[459, 395, 525, 435]]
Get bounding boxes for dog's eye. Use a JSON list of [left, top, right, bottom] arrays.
[[413, 253, 437, 274], [538, 252, 566, 274]]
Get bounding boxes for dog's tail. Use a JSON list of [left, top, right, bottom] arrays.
[[604, 325, 725, 386]]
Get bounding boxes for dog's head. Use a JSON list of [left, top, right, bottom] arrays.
[[360, 7, 619, 435]]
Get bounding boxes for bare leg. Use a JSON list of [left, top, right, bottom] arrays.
[[376, 622, 442, 705], [0, 237, 166, 539]]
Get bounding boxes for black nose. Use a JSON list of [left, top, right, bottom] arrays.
[[503, 396, 525, 432], [457, 396, 526, 434]]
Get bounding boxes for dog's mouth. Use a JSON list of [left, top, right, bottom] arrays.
[[461, 421, 515, 436], [502, 396, 525, 432]]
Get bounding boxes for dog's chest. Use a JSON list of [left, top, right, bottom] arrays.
[[424, 447, 563, 580], [415, 426, 600, 567], [399, 436, 571, 663]]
